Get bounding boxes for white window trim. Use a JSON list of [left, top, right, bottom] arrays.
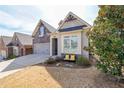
[[64, 36, 70, 49], [71, 36, 78, 49], [63, 35, 78, 53]]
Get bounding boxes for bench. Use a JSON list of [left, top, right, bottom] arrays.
[[64, 54, 76, 61]]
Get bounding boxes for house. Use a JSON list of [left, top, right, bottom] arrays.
[[32, 19, 56, 55], [0, 36, 12, 59], [50, 12, 91, 59], [7, 32, 33, 57]]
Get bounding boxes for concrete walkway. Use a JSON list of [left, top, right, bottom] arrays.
[[0, 54, 49, 79]]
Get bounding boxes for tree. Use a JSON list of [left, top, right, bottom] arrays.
[[89, 6, 124, 76]]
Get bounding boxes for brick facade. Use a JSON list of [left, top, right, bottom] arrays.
[[33, 24, 50, 44]]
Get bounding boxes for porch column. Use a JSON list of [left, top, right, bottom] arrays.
[[50, 36, 52, 56], [57, 34, 61, 56]]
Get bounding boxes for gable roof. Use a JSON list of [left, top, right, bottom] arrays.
[[0, 36, 12, 45], [14, 32, 32, 45], [57, 11, 92, 31], [32, 19, 56, 37]]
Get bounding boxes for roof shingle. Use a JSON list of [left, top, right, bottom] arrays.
[[32, 20, 56, 36], [15, 32, 32, 45], [1, 36, 12, 45]]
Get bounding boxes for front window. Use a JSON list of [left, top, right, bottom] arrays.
[[71, 36, 78, 49], [63, 35, 78, 53], [39, 26, 45, 37], [64, 36, 70, 50]]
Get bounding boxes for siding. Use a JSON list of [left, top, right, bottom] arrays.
[[81, 31, 89, 59], [60, 19, 83, 29]]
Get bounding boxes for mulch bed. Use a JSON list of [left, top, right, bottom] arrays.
[[37, 61, 124, 86], [37, 61, 91, 69]]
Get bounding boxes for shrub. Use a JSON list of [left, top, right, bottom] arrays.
[[7, 55, 16, 60], [76, 55, 90, 66], [44, 57, 57, 64], [55, 56, 63, 62]]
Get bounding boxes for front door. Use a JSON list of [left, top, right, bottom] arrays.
[[8, 47, 13, 56], [52, 38, 58, 56]]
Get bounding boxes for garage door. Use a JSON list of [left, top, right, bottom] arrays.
[[33, 43, 50, 55]]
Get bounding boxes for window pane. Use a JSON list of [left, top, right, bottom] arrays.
[[71, 36, 78, 49], [63, 36, 78, 53], [64, 36, 70, 49], [40, 26, 44, 37]]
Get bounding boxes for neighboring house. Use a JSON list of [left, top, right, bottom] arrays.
[[0, 36, 12, 59], [7, 32, 33, 57], [50, 12, 91, 59], [32, 19, 56, 55]]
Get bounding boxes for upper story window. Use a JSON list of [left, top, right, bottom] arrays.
[[39, 26, 45, 37]]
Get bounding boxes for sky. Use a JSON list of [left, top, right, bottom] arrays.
[[0, 5, 99, 36]]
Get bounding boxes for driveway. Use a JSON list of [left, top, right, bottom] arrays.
[[0, 54, 49, 78]]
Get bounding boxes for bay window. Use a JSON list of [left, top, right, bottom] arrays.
[[64, 36, 70, 49], [63, 35, 78, 53], [71, 36, 78, 49]]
